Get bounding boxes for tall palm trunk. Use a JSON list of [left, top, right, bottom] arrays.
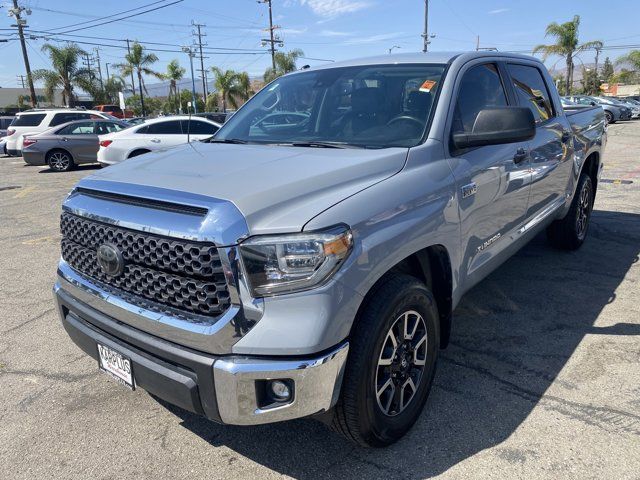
[[565, 54, 572, 94], [221, 89, 226, 113], [137, 70, 146, 116]]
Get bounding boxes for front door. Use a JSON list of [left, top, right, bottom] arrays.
[[445, 62, 532, 283]]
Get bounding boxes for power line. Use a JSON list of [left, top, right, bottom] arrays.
[[56, 0, 185, 35], [42, 1, 172, 32]]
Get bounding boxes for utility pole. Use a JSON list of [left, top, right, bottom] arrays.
[[126, 39, 136, 95], [16, 74, 26, 89], [182, 46, 198, 114], [260, 0, 281, 69], [422, 0, 429, 52], [105, 63, 110, 80], [94, 48, 104, 90], [192, 21, 208, 100], [10, 0, 37, 107], [476, 35, 480, 51]]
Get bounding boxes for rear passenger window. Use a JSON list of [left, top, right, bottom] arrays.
[[507, 64, 555, 123], [146, 120, 184, 135], [11, 113, 46, 127], [50, 113, 81, 126], [452, 63, 508, 135], [182, 120, 219, 135]]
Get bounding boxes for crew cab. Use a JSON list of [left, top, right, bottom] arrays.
[[54, 52, 605, 447]]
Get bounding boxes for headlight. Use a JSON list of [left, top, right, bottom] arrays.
[[239, 226, 353, 297]]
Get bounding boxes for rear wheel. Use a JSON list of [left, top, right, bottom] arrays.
[[547, 173, 593, 250], [604, 110, 614, 124], [47, 150, 74, 172], [331, 274, 439, 447]]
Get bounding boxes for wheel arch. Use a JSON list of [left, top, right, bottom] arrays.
[[46, 147, 74, 162], [128, 148, 151, 158], [581, 151, 600, 196], [352, 244, 454, 348]]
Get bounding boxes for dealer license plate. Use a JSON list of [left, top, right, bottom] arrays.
[[97, 343, 135, 390]]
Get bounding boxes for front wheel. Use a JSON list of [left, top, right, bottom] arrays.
[[604, 110, 614, 124], [547, 173, 593, 250], [330, 274, 439, 447]]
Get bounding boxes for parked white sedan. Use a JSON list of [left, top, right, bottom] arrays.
[[97, 115, 221, 166]]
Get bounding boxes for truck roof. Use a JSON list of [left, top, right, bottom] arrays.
[[306, 51, 542, 72]]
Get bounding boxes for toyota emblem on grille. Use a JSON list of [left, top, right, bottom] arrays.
[[96, 243, 124, 277]]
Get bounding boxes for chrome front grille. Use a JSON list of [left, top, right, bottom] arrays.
[[60, 212, 230, 318]]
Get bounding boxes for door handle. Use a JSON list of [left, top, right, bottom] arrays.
[[150, 138, 161, 143], [561, 131, 571, 142], [61, 137, 68, 142], [513, 147, 528, 164]]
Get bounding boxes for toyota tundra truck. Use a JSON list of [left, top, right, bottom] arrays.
[[54, 52, 605, 447]]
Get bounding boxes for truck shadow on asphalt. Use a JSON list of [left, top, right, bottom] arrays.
[[157, 208, 640, 479]]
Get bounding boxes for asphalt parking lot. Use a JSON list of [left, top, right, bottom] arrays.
[[1, 122, 639, 480]]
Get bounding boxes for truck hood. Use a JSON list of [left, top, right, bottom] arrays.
[[85, 142, 408, 235]]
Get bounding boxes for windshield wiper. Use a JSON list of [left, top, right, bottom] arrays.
[[206, 138, 248, 144], [287, 141, 356, 149]]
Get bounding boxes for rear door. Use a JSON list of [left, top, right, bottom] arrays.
[[145, 120, 185, 148], [505, 62, 574, 219], [446, 61, 532, 281], [56, 121, 98, 162]]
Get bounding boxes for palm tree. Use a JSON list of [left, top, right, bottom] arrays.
[[113, 42, 163, 116], [263, 49, 304, 83], [163, 59, 185, 113], [533, 16, 602, 94], [31, 43, 91, 106], [211, 67, 242, 112], [237, 72, 254, 104]]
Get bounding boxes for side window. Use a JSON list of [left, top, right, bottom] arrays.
[[452, 63, 508, 134], [57, 122, 94, 135], [11, 113, 46, 126], [507, 64, 555, 123], [136, 125, 149, 134], [50, 113, 82, 126], [146, 120, 184, 135], [105, 122, 125, 133], [183, 120, 219, 135]]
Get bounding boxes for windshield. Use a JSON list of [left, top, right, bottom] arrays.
[[215, 63, 446, 148]]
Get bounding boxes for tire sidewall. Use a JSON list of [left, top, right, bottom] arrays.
[[48, 150, 73, 172], [575, 175, 593, 242], [356, 282, 439, 445]]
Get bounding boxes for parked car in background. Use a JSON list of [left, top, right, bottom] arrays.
[[125, 117, 147, 126], [195, 112, 231, 124], [22, 119, 129, 171], [94, 105, 135, 119], [5, 108, 113, 156], [612, 97, 640, 118], [97, 115, 221, 166], [566, 95, 630, 124], [0, 115, 14, 137]]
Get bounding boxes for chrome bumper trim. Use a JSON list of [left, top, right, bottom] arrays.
[[57, 260, 261, 355], [213, 342, 349, 425]]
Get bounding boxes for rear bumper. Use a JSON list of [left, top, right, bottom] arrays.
[[54, 282, 349, 425], [22, 151, 47, 165], [7, 148, 21, 156]]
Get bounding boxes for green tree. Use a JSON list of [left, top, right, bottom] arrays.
[[177, 89, 204, 113], [163, 59, 185, 113], [580, 67, 600, 95], [533, 16, 602, 94], [205, 93, 219, 111], [113, 42, 163, 116], [263, 49, 304, 83], [31, 43, 92, 106], [237, 72, 254, 105], [615, 50, 640, 84], [126, 94, 164, 116], [601, 57, 614, 83], [210, 67, 242, 112]]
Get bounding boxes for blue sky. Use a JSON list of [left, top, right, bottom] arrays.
[[1, 0, 639, 89]]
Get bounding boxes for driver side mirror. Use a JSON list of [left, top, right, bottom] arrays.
[[452, 107, 535, 149], [590, 101, 597, 106]]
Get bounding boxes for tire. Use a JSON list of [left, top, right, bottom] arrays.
[[604, 110, 614, 124], [128, 149, 150, 158], [331, 274, 439, 447], [47, 150, 74, 172], [546, 173, 594, 250]]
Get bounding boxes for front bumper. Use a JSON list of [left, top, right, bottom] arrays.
[[54, 283, 349, 425]]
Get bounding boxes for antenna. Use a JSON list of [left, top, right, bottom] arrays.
[[187, 101, 192, 146]]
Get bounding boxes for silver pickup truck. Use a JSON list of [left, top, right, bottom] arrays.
[[54, 52, 605, 447]]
